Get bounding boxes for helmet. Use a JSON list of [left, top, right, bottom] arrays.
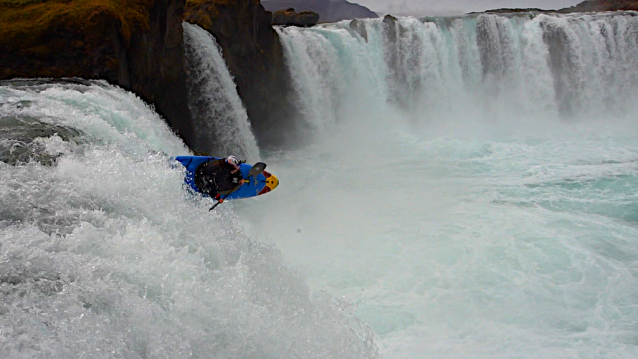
[[226, 155, 241, 166]]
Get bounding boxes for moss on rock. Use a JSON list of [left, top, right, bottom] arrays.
[[0, 0, 152, 49], [0, 0, 196, 151]]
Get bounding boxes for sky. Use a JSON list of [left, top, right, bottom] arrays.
[[352, 0, 584, 16]]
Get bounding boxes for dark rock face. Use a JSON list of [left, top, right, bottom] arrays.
[[0, 0, 195, 149], [126, 0, 195, 145], [125, 0, 194, 146], [184, 0, 305, 149], [272, 8, 321, 26], [262, 0, 378, 23]]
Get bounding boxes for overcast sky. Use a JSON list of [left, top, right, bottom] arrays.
[[353, 0, 584, 16]]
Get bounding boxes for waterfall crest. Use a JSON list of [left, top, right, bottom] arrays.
[[276, 13, 638, 129]]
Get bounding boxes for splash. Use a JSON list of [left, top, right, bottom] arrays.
[[0, 80, 378, 358]]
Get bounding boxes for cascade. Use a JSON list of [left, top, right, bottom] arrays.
[[276, 13, 638, 127], [183, 22, 260, 159], [257, 13, 638, 358]]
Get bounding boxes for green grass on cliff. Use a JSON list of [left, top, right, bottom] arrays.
[[0, 0, 153, 50]]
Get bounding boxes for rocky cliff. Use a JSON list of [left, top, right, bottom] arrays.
[[0, 0, 196, 147], [272, 8, 321, 26], [184, 0, 305, 148], [262, 0, 378, 23]]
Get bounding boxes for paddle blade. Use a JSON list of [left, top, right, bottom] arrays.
[[248, 162, 266, 177]]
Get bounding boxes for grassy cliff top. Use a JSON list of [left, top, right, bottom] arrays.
[[0, 0, 153, 50], [185, 0, 229, 30], [184, 0, 261, 29]]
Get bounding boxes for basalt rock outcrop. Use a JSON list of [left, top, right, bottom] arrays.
[[0, 0, 196, 147], [184, 0, 305, 148], [272, 8, 320, 26], [262, 0, 378, 23]]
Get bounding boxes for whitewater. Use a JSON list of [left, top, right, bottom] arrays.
[[1, 11, 638, 359]]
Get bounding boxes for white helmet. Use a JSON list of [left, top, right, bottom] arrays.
[[226, 155, 241, 166]]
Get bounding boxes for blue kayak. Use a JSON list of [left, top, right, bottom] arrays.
[[174, 156, 279, 200]]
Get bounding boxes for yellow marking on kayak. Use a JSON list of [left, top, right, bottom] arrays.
[[266, 174, 279, 191]]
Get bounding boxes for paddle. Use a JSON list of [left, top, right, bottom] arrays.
[[209, 162, 267, 211]]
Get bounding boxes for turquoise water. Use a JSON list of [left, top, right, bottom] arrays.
[[258, 15, 638, 354], [245, 120, 638, 357]]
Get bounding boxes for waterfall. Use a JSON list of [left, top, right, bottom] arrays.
[[261, 12, 638, 358], [276, 12, 638, 129], [183, 22, 260, 160]]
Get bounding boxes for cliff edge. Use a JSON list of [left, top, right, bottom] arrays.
[[262, 0, 378, 23], [184, 0, 305, 148], [0, 0, 196, 146]]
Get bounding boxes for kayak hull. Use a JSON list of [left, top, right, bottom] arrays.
[[174, 156, 278, 200]]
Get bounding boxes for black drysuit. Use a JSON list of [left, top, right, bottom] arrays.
[[194, 159, 244, 196]]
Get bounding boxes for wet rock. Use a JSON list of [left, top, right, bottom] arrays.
[[262, 0, 378, 23], [184, 0, 306, 149], [350, 18, 368, 41], [272, 8, 320, 27], [0, 0, 195, 150]]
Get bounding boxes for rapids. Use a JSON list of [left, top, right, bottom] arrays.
[[0, 80, 377, 358]]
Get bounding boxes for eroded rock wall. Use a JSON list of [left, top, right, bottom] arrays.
[[184, 0, 304, 148], [0, 0, 195, 149]]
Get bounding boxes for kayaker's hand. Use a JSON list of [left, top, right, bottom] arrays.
[[239, 179, 246, 185]]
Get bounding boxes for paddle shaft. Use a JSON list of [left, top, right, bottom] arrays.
[[209, 162, 266, 211], [209, 193, 230, 211]]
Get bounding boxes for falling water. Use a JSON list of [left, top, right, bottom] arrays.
[[0, 80, 378, 358], [249, 12, 638, 358], [183, 22, 260, 159]]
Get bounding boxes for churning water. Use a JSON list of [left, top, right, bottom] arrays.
[[0, 81, 377, 358], [2, 11, 638, 359], [247, 12, 638, 358]]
